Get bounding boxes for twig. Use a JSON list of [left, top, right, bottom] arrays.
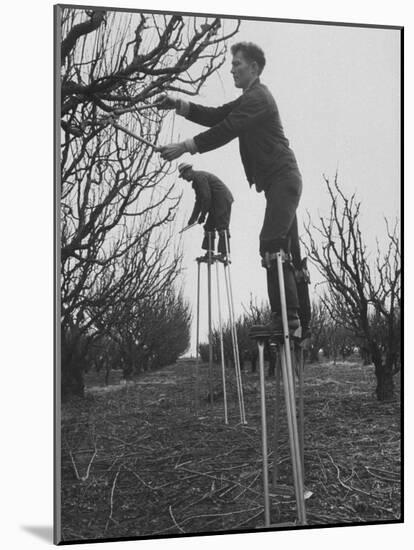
[[327, 453, 375, 498], [174, 451, 185, 469], [178, 484, 226, 514], [68, 449, 80, 480], [234, 472, 261, 501], [218, 481, 240, 498], [122, 466, 154, 490], [231, 508, 264, 529], [211, 463, 251, 472], [103, 465, 122, 534], [365, 466, 401, 483], [169, 505, 186, 533], [108, 465, 122, 523], [82, 444, 98, 481], [67, 442, 98, 482], [317, 450, 328, 483], [177, 442, 246, 468], [178, 505, 263, 526], [179, 466, 262, 498]]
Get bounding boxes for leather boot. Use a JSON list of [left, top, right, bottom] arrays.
[[201, 232, 215, 252], [218, 231, 229, 255]]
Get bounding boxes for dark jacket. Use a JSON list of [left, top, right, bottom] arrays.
[[186, 79, 300, 192], [188, 170, 234, 225]]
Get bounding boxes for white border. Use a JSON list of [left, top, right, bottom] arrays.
[[1, 1, 409, 548]]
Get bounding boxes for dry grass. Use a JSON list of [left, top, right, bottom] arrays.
[[60, 358, 401, 542]]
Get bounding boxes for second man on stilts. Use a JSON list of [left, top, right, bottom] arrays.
[[178, 163, 234, 258]]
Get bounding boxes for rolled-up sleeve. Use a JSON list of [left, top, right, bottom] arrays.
[[176, 99, 191, 117], [184, 138, 198, 155]]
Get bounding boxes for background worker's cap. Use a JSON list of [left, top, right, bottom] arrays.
[[178, 162, 193, 178]]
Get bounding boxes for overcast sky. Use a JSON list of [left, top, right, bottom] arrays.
[[162, 17, 401, 354]]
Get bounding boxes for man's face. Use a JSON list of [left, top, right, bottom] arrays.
[[231, 51, 258, 90], [182, 170, 192, 181]]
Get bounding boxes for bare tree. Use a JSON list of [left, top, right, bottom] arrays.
[[60, 9, 240, 131], [207, 297, 275, 375], [139, 288, 192, 369], [303, 175, 400, 401], [307, 300, 328, 363], [58, 7, 240, 396]]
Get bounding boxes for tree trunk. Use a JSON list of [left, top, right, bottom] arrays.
[[374, 360, 395, 401], [266, 343, 277, 377], [105, 366, 110, 386], [61, 329, 85, 399], [309, 346, 319, 363], [61, 355, 85, 400], [122, 359, 134, 380], [360, 347, 371, 366]]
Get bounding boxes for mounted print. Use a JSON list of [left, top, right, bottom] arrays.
[[54, 3, 402, 545]]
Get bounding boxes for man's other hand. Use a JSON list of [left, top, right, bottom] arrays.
[[156, 95, 177, 110], [159, 142, 187, 161]]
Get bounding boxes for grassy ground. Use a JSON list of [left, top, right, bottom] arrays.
[[60, 357, 401, 543]]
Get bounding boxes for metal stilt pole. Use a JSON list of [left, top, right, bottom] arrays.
[[223, 231, 247, 425], [276, 251, 306, 525], [298, 346, 305, 477], [215, 261, 228, 424], [223, 265, 243, 423], [258, 340, 271, 527], [272, 350, 281, 490], [193, 231, 246, 425], [249, 249, 307, 527], [195, 260, 201, 413], [207, 233, 214, 406], [292, 343, 305, 482]]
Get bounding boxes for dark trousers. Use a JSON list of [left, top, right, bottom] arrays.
[[289, 217, 312, 330], [259, 171, 303, 316], [202, 200, 232, 253]]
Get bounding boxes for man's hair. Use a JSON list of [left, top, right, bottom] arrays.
[[230, 42, 266, 74]]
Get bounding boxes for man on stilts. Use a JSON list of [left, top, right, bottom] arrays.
[[158, 43, 311, 523], [158, 41, 311, 339], [178, 162, 234, 258]]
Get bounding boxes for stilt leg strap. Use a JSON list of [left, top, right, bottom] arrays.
[[294, 257, 311, 284], [261, 250, 293, 269]]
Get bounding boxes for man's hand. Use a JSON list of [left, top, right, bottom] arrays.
[[158, 142, 187, 161], [156, 94, 177, 110], [198, 215, 206, 224]]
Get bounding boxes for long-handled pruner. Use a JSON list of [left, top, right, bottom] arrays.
[[108, 100, 164, 149], [111, 100, 164, 117], [111, 120, 160, 150], [88, 100, 164, 126], [178, 222, 199, 234], [78, 101, 163, 150]]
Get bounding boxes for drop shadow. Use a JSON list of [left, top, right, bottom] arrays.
[[21, 525, 54, 543]]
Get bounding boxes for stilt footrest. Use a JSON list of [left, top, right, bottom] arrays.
[[249, 325, 302, 342], [196, 254, 230, 265]]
